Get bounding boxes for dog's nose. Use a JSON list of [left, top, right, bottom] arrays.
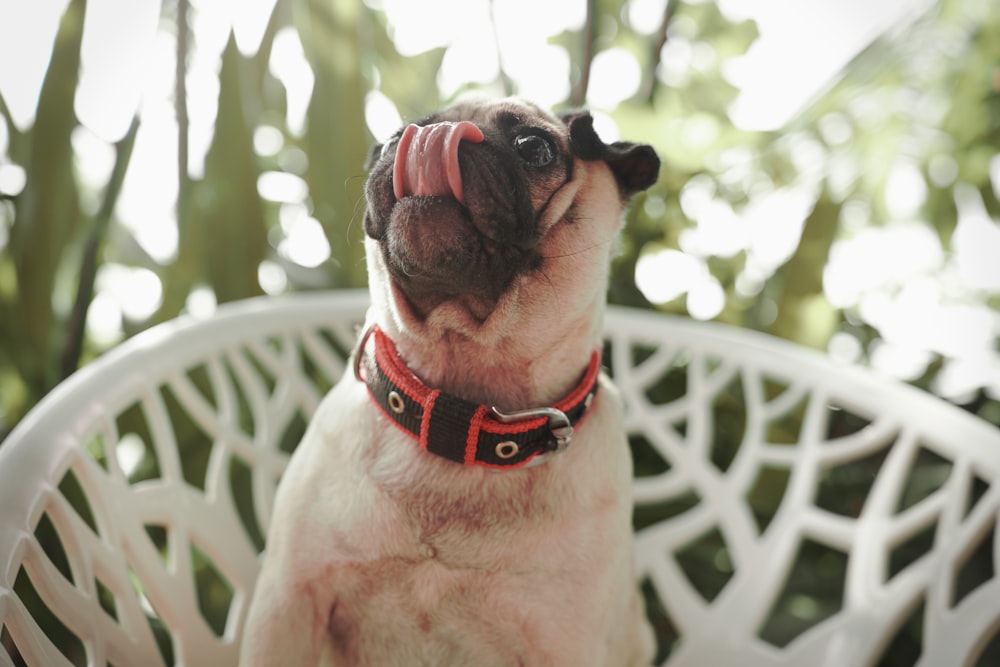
[[392, 121, 484, 205]]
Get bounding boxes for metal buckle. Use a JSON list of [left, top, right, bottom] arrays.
[[489, 405, 574, 453]]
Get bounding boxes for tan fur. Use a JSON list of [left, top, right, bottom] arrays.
[[240, 99, 655, 666]]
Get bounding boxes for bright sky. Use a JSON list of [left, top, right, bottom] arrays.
[[718, 0, 936, 130], [0, 0, 938, 136]]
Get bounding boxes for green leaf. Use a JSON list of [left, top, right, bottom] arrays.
[[296, 0, 370, 288], [4, 0, 84, 398], [190, 35, 270, 304], [768, 197, 839, 349]]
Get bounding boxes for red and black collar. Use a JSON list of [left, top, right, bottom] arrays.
[[354, 326, 601, 470]]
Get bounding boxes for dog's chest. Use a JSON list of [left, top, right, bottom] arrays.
[[300, 377, 635, 664], [322, 523, 623, 666]]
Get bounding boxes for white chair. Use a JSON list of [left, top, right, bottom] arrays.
[[1, 290, 997, 667]]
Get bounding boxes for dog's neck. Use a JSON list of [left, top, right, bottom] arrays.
[[367, 270, 605, 411], [362, 152, 619, 410]]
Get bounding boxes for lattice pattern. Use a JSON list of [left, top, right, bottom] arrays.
[[608, 313, 1000, 667], [1, 292, 998, 667]]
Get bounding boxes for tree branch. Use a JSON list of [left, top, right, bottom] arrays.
[[177, 0, 190, 210], [488, 0, 515, 96], [60, 115, 140, 379], [570, 0, 597, 107], [641, 0, 678, 104]]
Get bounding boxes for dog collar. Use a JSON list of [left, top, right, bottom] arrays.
[[353, 325, 601, 470]]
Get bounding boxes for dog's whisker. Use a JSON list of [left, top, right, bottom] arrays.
[[345, 177, 370, 240], [538, 268, 563, 319], [540, 237, 616, 260]]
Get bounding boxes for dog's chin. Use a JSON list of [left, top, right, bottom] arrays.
[[386, 278, 503, 326]]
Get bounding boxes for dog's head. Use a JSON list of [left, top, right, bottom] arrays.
[[363, 98, 659, 348]]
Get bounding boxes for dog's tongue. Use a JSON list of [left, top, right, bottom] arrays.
[[393, 121, 484, 205]]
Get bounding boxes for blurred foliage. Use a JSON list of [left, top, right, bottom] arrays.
[[0, 1, 998, 662], [1, 0, 998, 437]]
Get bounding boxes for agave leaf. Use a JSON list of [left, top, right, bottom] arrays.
[[767, 196, 839, 349], [4, 1, 84, 399], [295, 0, 369, 288], [185, 35, 269, 306]]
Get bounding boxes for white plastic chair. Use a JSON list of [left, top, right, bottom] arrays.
[[1, 290, 997, 667]]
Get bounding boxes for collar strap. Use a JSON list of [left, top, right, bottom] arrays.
[[355, 326, 601, 470]]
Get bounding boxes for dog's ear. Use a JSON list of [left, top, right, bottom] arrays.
[[561, 111, 660, 196]]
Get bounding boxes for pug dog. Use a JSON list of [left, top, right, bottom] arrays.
[[240, 97, 660, 666]]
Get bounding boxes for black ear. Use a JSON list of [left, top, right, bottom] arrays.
[[562, 111, 660, 196]]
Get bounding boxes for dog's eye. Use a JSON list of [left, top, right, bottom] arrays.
[[514, 134, 555, 167]]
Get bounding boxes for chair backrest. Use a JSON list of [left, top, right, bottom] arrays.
[[1, 290, 997, 667]]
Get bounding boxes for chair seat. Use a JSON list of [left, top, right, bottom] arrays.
[[2, 290, 998, 666]]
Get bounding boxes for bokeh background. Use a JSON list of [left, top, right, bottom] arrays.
[[1, 0, 999, 438], [2, 0, 999, 441], [0, 1, 998, 663]]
